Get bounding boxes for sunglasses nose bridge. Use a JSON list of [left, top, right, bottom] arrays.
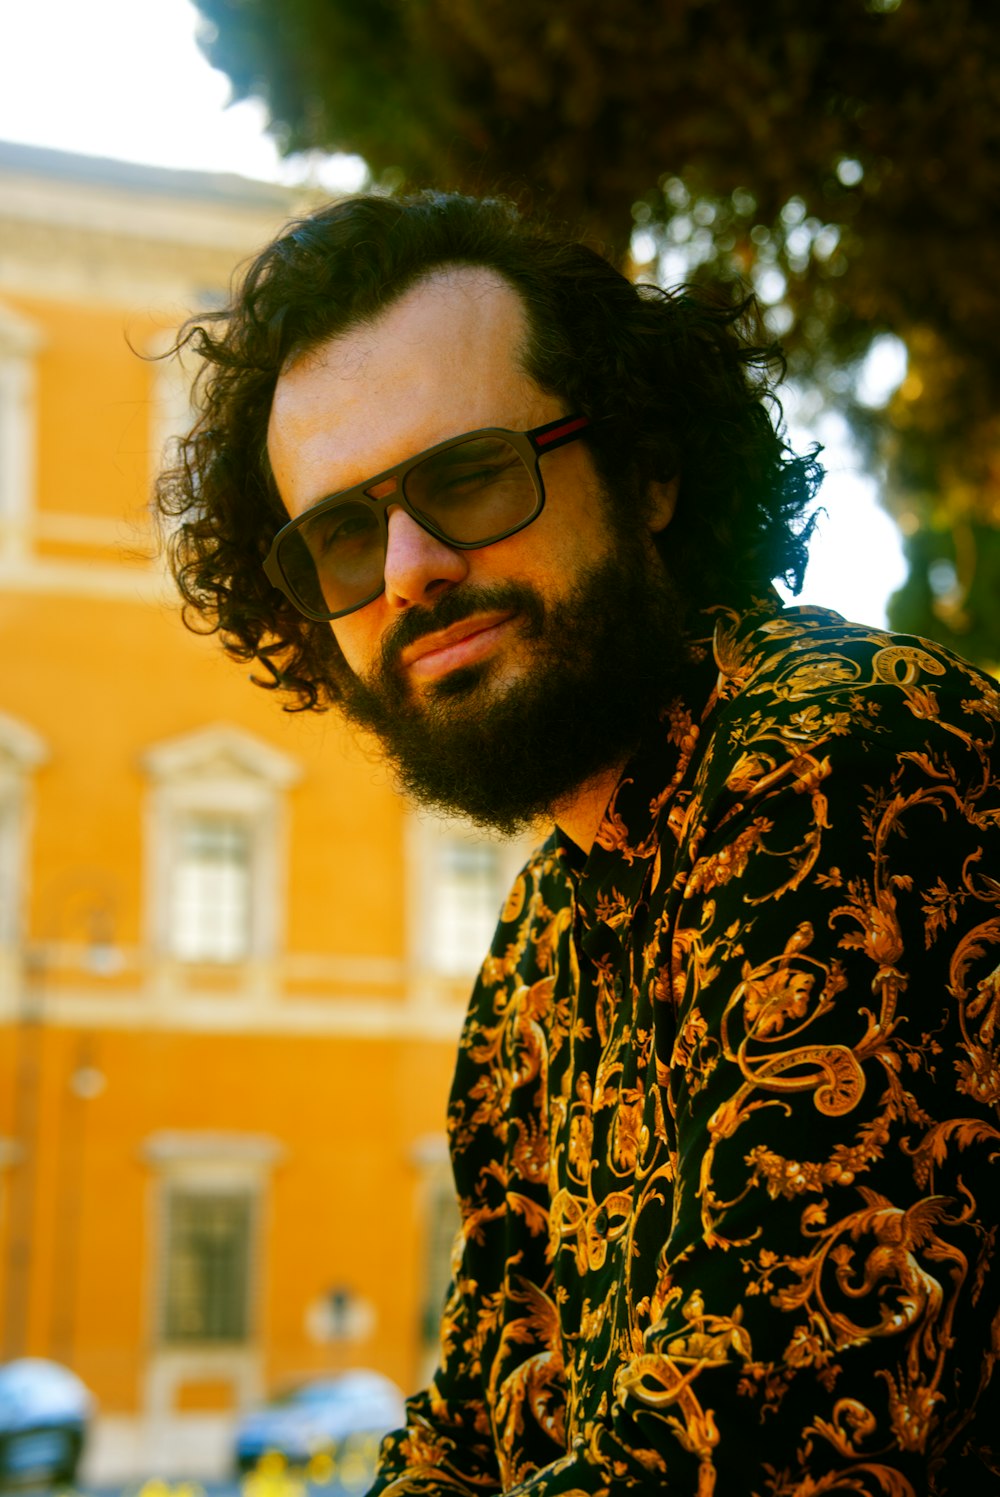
[[363, 473, 401, 504]]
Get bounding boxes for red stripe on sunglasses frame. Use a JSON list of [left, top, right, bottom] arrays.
[[532, 414, 590, 448]]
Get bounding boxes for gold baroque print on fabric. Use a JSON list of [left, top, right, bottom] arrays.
[[368, 601, 1000, 1497]]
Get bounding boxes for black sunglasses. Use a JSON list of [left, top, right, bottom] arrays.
[[263, 413, 591, 621]]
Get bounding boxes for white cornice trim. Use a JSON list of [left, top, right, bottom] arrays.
[[0, 219, 269, 310], [141, 723, 303, 788], [0, 171, 299, 253], [0, 988, 467, 1041], [0, 149, 306, 309], [32, 511, 146, 547], [21, 944, 407, 989], [142, 1131, 285, 1166], [0, 554, 175, 602]]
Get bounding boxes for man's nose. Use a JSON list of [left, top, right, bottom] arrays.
[[382, 507, 469, 609]]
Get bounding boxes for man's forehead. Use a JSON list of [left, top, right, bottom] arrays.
[[285, 265, 529, 382]]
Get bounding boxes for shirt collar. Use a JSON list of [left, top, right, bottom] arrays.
[[560, 593, 783, 947]]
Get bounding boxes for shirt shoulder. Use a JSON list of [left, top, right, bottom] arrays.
[[713, 602, 999, 728], [665, 602, 1000, 887], [703, 602, 999, 773]]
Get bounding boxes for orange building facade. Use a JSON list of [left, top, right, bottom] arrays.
[[0, 142, 528, 1482]]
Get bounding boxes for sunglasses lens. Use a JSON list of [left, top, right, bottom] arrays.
[[274, 436, 540, 619], [406, 436, 537, 543], [277, 501, 382, 618]]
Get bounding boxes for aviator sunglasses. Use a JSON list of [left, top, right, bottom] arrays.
[[263, 413, 591, 621]]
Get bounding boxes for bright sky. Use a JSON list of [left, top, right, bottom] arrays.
[[0, 0, 907, 625], [0, 0, 367, 191]]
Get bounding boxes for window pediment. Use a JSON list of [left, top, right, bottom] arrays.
[[143, 1131, 284, 1167], [0, 712, 47, 773], [141, 724, 301, 789]]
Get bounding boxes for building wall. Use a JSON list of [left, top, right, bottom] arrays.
[[0, 143, 519, 1480], [0, 1024, 456, 1392]]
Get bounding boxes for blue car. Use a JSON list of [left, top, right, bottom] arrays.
[[0, 1359, 94, 1491], [234, 1369, 405, 1475]]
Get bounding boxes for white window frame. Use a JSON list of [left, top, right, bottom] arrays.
[[406, 812, 536, 982], [0, 301, 43, 563], [142, 725, 301, 968], [167, 811, 257, 965], [0, 713, 47, 956], [141, 1132, 283, 1437]]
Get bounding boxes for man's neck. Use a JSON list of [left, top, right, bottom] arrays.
[[552, 760, 627, 856]]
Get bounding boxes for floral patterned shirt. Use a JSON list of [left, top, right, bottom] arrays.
[[369, 599, 1000, 1496]]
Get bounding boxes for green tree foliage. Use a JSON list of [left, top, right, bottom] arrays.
[[195, 0, 1000, 668]]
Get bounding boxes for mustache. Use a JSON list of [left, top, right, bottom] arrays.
[[376, 581, 546, 676]]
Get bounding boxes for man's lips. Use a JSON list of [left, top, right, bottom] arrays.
[[399, 611, 518, 682]]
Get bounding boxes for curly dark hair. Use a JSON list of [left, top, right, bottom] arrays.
[[155, 190, 822, 711]]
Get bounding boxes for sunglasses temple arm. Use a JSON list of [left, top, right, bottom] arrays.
[[529, 414, 590, 456]]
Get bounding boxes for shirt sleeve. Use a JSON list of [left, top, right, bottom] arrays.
[[367, 1221, 503, 1495]]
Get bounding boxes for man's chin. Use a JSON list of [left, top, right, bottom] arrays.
[[332, 546, 686, 833]]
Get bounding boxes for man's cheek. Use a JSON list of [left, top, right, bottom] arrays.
[[328, 618, 369, 678]]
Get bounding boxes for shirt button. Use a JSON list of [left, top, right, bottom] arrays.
[[594, 1206, 609, 1234]]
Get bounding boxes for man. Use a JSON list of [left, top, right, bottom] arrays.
[[157, 193, 999, 1495]]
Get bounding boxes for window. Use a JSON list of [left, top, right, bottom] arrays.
[[142, 725, 300, 967], [161, 1187, 254, 1344], [408, 814, 536, 980], [0, 713, 47, 950], [170, 815, 252, 964], [143, 1130, 282, 1372], [431, 840, 506, 976]]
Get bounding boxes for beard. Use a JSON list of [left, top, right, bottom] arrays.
[[332, 528, 688, 835]]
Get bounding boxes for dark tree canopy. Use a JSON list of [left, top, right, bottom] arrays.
[[195, 0, 1000, 669]]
